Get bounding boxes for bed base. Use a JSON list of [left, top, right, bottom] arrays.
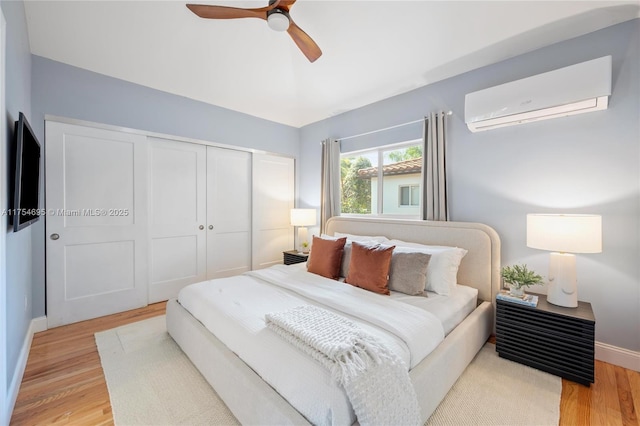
[[166, 298, 492, 424], [167, 217, 500, 424]]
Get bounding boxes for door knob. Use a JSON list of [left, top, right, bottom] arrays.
[[208, 225, 213, 230], [199, 225, 204, 230], [50, 233, 60, 240]]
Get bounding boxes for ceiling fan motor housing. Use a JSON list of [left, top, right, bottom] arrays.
[[267, 8, 290, 31]]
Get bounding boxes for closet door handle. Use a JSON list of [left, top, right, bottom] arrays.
[[50, 233, 60, 240], [208, 225, 213, 230], [199, 225, 204, 230]]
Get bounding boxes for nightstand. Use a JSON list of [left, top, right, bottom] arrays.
[[496, 292, 595, 386], [283, 250, 309, 265]]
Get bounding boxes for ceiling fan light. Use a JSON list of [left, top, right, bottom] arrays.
[[267, 10, 290, 31]]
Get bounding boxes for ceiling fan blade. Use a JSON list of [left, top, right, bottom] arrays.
[[186, 1, 281, 20], [278, 0, 297, 12], [287, 20, 322, 62]]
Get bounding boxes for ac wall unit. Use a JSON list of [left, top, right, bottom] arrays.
[[465, 56, 612, 132]]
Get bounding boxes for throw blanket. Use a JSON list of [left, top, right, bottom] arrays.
[[266, 305, 422, 426]]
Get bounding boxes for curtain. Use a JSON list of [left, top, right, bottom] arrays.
[[421, 112, 449, 221], [320, 138, 341, 234]]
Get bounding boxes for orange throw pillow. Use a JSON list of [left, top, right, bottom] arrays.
[[345, 242, 395, 295], [307, 236, 347, 280]]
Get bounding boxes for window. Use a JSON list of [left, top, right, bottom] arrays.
[[399, 185, 420, 207], [340, 141, 422, 217]]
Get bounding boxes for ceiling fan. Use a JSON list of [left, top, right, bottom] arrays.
[[186, 0, 322, 62]]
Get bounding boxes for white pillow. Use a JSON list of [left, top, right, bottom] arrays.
[[333, 232, 389, 243], [318, 233, 340, 240], [386, 239, 467, 296]]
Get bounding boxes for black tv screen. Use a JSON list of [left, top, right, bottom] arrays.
[[11, 112, 41, 232]]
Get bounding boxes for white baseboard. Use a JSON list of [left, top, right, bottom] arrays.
[[4, 316, 46, 424], [596, 341, 640, 372], [32, 316, 48, 333]]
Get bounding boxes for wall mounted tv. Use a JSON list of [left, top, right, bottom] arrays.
[[11, 112, 42, 232]]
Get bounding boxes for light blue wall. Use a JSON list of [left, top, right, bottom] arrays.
[[29, 56, 301, 318], [1, 0, 32, 399], [2, 5, 638, 406], [300, 19, 640, 352], [30, 56, 300, 156]]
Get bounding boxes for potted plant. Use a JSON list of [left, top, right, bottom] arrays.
[[301, 241, 310, 254], [501, 264, 544, 297]]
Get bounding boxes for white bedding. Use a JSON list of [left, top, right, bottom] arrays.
[[178, 264, 472, 425], [390, 285, 478, 335]]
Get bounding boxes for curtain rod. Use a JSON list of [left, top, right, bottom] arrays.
[[338, 111, 452, 142]]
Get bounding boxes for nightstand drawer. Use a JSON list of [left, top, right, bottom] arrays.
[[497, 302, 594, 344], [495, 294, 595, 386], [283, 250, 309, 265]]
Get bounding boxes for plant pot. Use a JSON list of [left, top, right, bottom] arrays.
[[509, 286, 525, 297]]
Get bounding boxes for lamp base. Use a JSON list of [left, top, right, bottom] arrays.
[[547, 252, 578, 308], [297, 227, 309, 254]]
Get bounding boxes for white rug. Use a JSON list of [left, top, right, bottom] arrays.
[[425, 344, 561, 425], [96, 316, 561, 426]]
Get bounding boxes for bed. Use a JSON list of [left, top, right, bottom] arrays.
[[166, 217, 501, 425]]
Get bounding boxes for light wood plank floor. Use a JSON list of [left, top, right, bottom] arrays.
[[10, 303, 639, 425]]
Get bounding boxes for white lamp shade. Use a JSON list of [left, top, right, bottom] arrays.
[[290, 209, 316, 227], [527, 214, 602, 254]]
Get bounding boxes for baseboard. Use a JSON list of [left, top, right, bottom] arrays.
[[32, 316, 48, 333], [4, 316, 44, 424], [596, 341, 640, 372]]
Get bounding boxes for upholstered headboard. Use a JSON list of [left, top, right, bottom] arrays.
[[325, 217, 501, 303]]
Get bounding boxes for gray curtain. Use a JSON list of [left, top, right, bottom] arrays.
[[421, 112, 449, 221], [320, 138, 341, 233]]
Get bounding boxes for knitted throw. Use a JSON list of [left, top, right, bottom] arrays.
[[265, 305, 421, 426]]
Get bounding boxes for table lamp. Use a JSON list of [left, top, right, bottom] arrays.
[[290, 209, 316, 253], [526, 214, 602, 308]]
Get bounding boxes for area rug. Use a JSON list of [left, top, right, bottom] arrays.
[[96, 316, 561, 425]]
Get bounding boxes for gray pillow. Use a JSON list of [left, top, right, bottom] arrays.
[[388, 250, 431, 296], [340, 243, 352, 278]]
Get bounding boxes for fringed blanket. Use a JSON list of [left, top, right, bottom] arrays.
[[266, 305, 421, 426]]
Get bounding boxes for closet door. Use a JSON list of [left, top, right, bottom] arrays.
[[46, 121, 148, 327], [206, 147, 251, 278], [148, 138, 207, 303], [252, 153, 294, 269]]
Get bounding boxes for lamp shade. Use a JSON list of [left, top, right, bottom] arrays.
[[290, 209, 316, 227], [527, 214, 602, 254]]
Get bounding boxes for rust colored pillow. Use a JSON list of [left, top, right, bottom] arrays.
[[345, 242, 395, 295], [307, 236, 347, 280]]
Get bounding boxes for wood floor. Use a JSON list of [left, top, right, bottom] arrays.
[[10, 303, 640, 426]]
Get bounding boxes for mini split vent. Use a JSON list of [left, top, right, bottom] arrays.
[[465, 56, 612, 132]]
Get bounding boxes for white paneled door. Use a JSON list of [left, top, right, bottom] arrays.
[[252, 153, 294, 269], [148, 138, 207, 303], [207, 147, 252, 278], [46, 120, 295, 324], [45, 122, 148, 327]]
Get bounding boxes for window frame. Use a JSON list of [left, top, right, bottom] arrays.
[[398, 184, 420, 207], [340, 139, 422, 219]]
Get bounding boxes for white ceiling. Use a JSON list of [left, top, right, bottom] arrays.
[[24, 1, 639, 128]]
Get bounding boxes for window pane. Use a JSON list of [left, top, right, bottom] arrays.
[[383, 145, 422, 165], [400, 186, 410, 206], [411, 185, 420, 206], [381, 144, 422, 215], [340, 152, 377, 214]]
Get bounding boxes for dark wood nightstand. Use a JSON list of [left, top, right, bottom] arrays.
[[496, 292, 595, 386], [283, 250, 309, 265]]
